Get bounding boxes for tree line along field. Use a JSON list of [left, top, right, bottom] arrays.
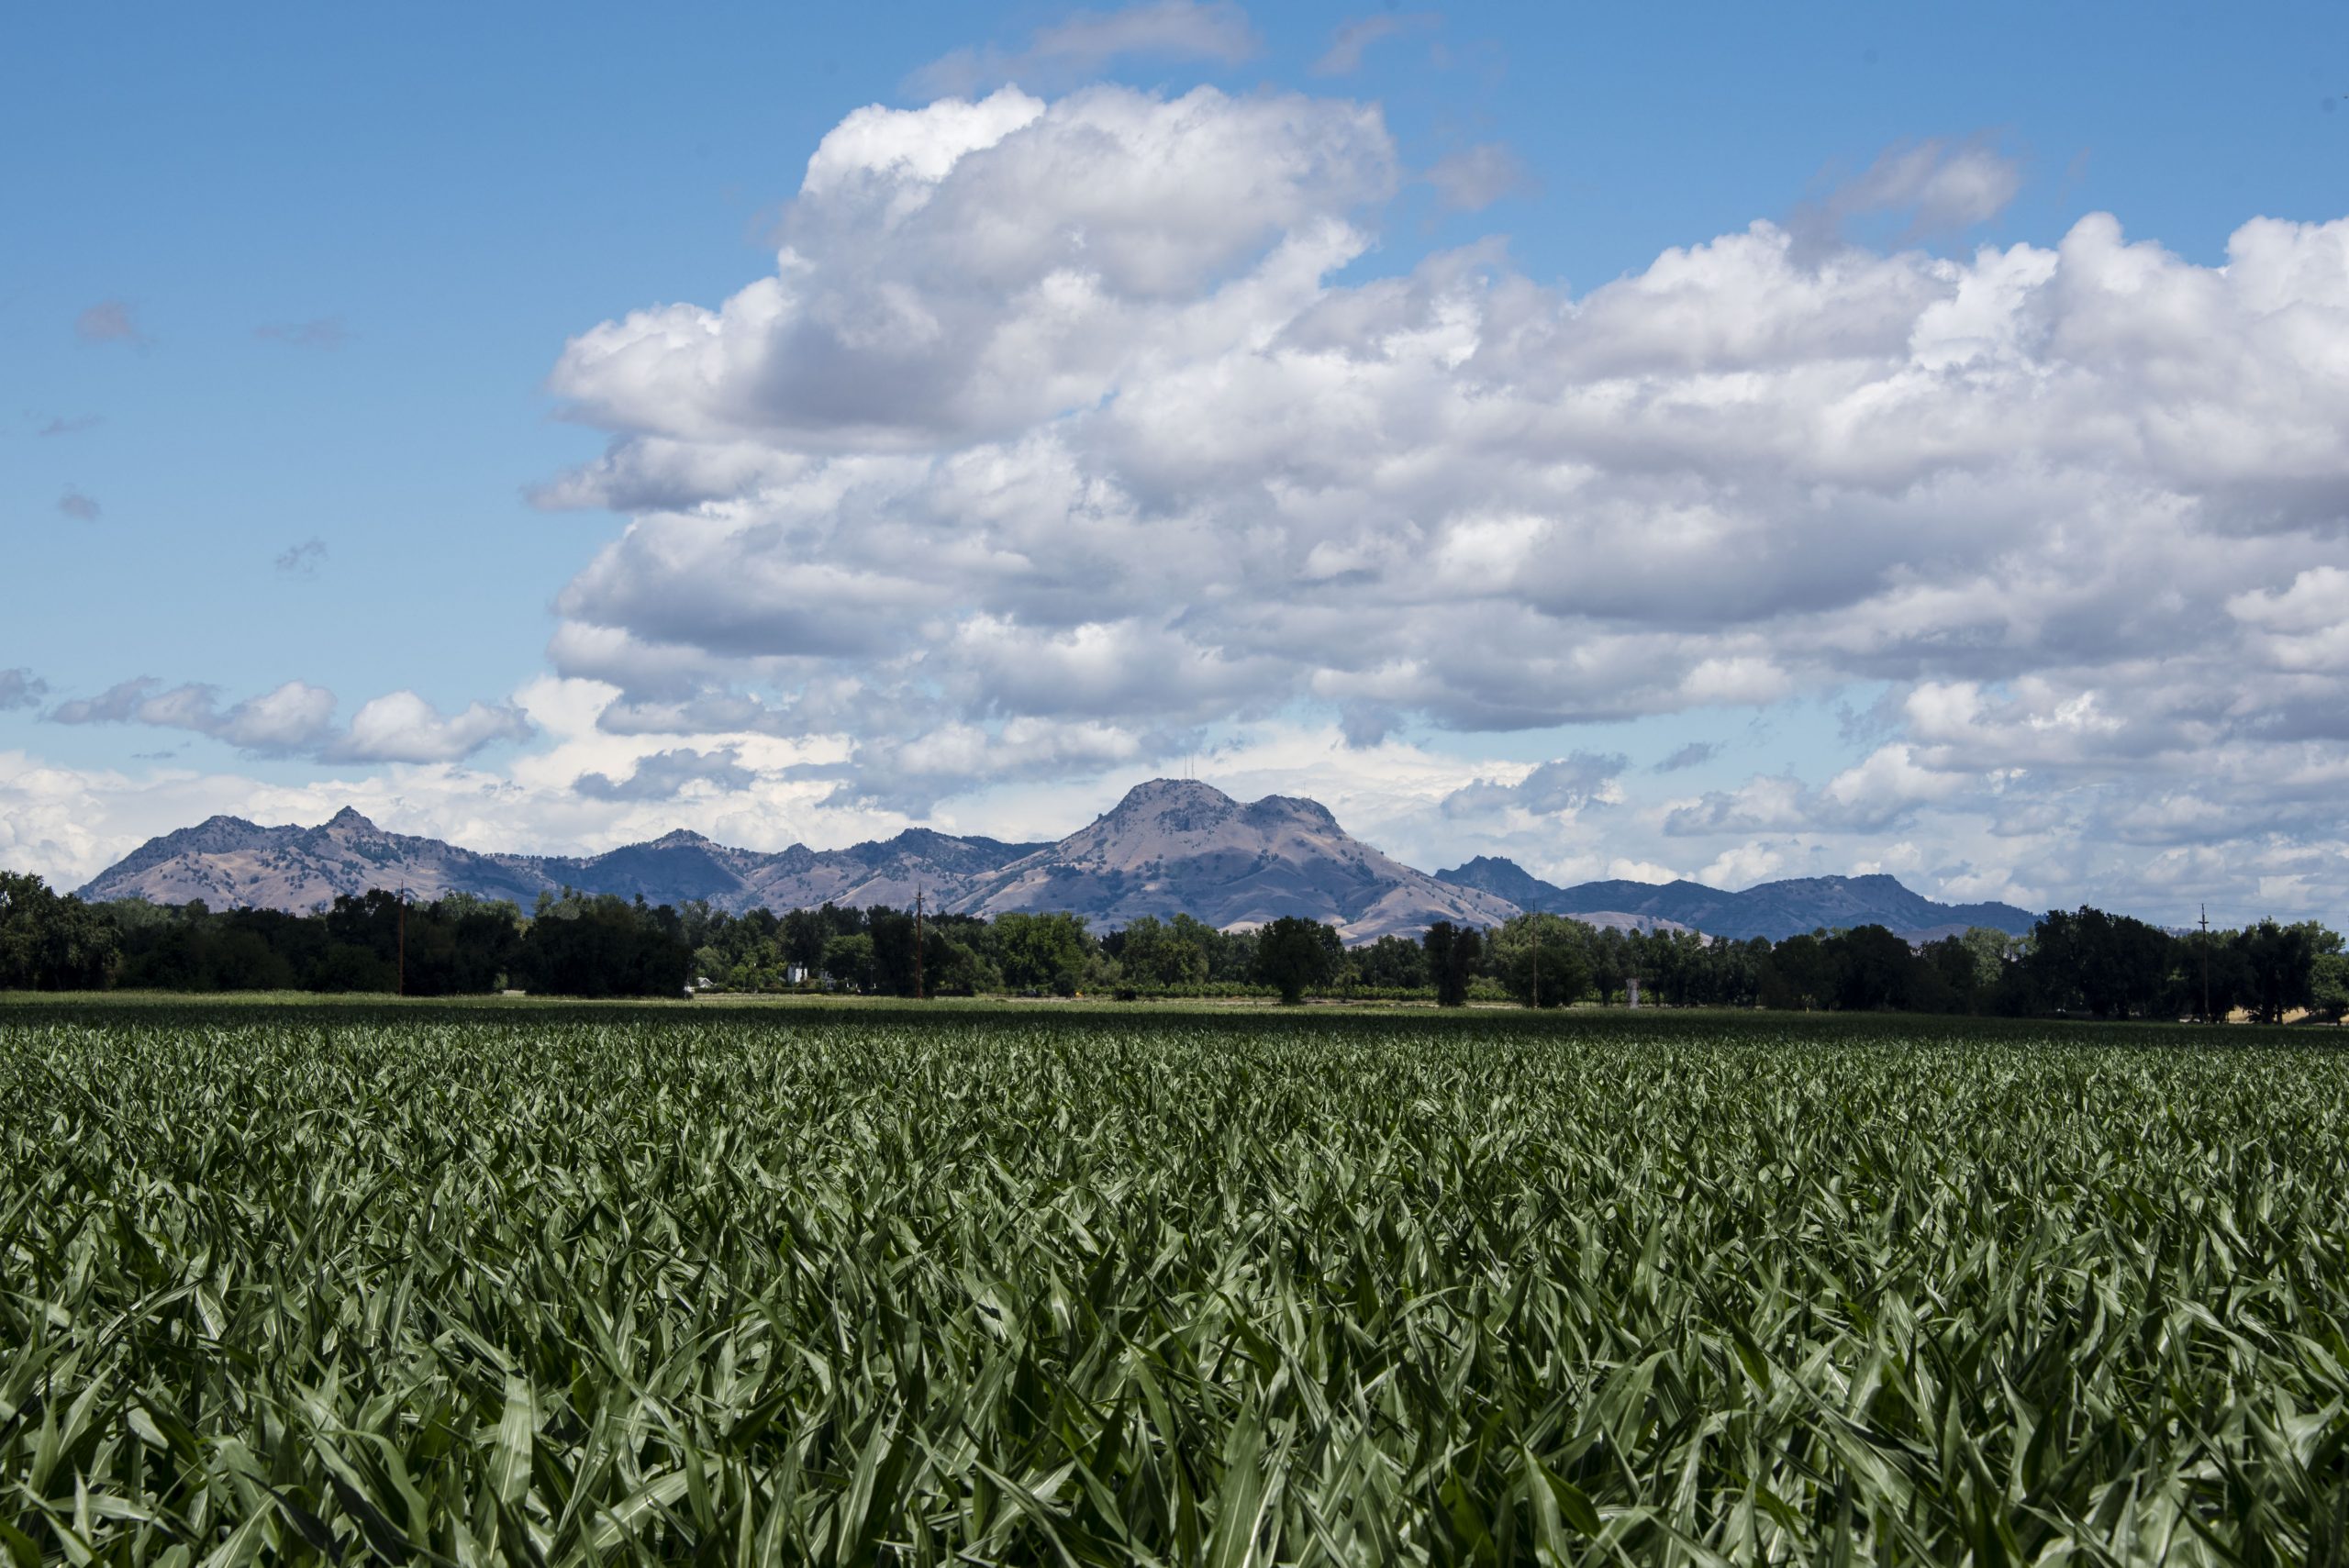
[[7, 871, 2344, 1019], [5, 1004, 2347, 1564]]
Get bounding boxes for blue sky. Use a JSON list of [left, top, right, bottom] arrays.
[[6, 1, 2347, 922]]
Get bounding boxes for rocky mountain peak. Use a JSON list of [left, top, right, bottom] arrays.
[[323, 806, 381, 833], [954, 777, 1518, 941], [1099, 778, 1240, 833], [1436, 854, 1557, 906], [1109, 777, 1236, 806], [1242, 793, 1340, 833]]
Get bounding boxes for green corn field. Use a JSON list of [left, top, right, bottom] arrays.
[[4, 1003, 2347, 1564]]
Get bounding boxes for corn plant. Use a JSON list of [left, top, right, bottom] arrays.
[[3, 1004, 2346, 1563]]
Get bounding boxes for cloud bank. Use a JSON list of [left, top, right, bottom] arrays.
[[48, 678, 531, 765], [529, 83, 2349, 915]]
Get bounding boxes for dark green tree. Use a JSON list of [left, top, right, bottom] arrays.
[[1253, 916, 1339, 1005], [1199, 918, 1257, 984], [1585, 927, 1633, 1006], [1353, 933, 1430, 991], [2030, 907, 2175, 1018], [1825, 925, 1922, 1012], [1489, 913, 1594, 1008], [0, 873, 118, 990], [517, 891, 693, 997], [1917, 934, 1987, 1014], [2312, 950, 2349, 1021], [822, 933, 876, 991], [783, 905, 861, 972], [2234, 918, 2338, 1024], [1760, 932, 1839, 1011], [868, 907, 920, 995], [991, 912, 1094, 995], [1421, 921, 1481, 1007], [1112, 915, 1210, 988]]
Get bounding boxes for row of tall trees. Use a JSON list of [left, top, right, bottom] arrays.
[[2019, 906, 2343, 1022], [0, 876, 693, 997], [682, 903, 1358, 1002], [681, 902, 1110, 998], [2, 868, 2343, 1017], [1457, 909, 2343, 1019]]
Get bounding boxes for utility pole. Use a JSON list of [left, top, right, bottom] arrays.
[[1531, 922, 1541, 1009], [396, 884, 407, 998], [913, 886, 925, 1002], [2199, 904, 2211, 1024]]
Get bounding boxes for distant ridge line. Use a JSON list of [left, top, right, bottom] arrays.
[[75, 777, 2036, 944], [1433, 855, 2035, 941]]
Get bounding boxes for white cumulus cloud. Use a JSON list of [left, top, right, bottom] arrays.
[[518, 81, 2349, 929], [47, 678, 530, 765]]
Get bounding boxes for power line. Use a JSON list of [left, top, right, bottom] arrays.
[[2199, 903, 2211, 1024]]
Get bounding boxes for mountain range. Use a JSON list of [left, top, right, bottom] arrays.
[[77, 778, 2037, 944], [77, 806, 1048, 925], [1434, 855, 2035, 941]]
